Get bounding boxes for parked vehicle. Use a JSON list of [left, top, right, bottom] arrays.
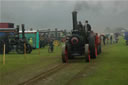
[[0, 24, 32, 54]]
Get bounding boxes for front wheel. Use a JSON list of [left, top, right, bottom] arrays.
[[26, 44, 32, 54], [62, 46, 68, 63]]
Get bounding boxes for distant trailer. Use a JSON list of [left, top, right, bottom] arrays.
[[0, 28, 16, 38], [0, 23, 14, 28], [0, 28, 16, 32], [19, 30, 39, 49]]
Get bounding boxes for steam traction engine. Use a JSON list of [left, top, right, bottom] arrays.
[[0, 24, 32, 54], [62, 11, 101, 63]]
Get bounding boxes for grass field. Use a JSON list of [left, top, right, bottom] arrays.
[[0, 37, 128, 85], [0, 46, 62, 85]]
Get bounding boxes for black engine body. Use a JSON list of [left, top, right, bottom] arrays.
[[65, 11, 88, 57]]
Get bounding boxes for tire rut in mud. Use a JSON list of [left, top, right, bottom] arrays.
[[66, 61, 97, 85], [18, 63, 67, 85]]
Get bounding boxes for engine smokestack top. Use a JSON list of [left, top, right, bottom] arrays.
[[72, 11, 78, 30]]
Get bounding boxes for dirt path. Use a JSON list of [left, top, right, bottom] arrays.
[[66, 60, 98, 85], [18, 64, 67, 85]]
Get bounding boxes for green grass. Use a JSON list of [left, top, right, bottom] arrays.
[[69, 38, 128, 85], [0, 46, 62, 85], [1, 38, 128, 85]]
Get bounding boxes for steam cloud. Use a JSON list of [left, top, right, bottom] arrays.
[[74, 0, 128, 15]]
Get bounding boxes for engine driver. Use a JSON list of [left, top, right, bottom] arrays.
[[85, 20, 91, 32]]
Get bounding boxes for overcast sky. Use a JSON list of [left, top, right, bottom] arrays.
[[0, 0, 128, 32]]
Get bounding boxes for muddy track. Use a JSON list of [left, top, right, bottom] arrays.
[[66, 61, 98, 85], [18, 63, 67, 85]]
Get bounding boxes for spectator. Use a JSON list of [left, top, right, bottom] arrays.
[[49, 39, 54, 52], [110, 35, 113, 44], [29, 38, 33, 47], [103, 35, 106, 45]]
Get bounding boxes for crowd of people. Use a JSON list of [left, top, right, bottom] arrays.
[[102, 33, 119, 45]]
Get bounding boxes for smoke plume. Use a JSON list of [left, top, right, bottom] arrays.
[[74, 0, 128, 15]]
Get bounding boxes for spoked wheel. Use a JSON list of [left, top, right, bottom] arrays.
[[85, 44, 90, 62], [0, 40, 10, 54], [88, 33, 96, 59], [91, 45, 97, 59], [62, 46, 68, 63], [16, 44, 24, 54], [0, 40, 4, 54], [67, 45, 73, 59], [26, 44, 32, 54]]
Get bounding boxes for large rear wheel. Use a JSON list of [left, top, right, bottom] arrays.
[[16, 44, 24, 54], [88, 33, 96, 59], [0, 40, 10, 54]]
